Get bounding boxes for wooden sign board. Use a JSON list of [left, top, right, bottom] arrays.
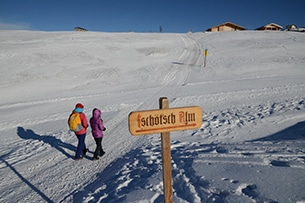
[[128, 106, 202, 136]]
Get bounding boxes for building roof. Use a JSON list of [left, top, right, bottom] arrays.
[[255, 23, 283, 30], [74, 26, 88, 31], [206, 22, 247, 31]]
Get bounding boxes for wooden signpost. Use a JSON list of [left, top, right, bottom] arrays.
[[128, 97, 203, 203]]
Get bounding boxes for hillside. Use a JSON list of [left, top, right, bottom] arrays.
[[0, 30, 305, 203]]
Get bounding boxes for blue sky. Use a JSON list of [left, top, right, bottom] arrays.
[[0, 0, 304, 32]]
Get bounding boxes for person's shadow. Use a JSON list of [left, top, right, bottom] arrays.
[[249, 121, 305, 142], [17, 126, 76, 159]]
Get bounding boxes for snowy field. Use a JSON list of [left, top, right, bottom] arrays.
[[0, 30, 305, 203]]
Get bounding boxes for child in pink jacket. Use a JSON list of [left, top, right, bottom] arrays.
[[89, 108, 106, 160]]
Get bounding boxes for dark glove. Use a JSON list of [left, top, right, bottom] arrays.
[[103, 127, 106, 131]]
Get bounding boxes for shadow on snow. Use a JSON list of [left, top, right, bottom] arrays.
[[71, 146, 163, 203], [17, 126, 76, 159], [70, 141, 228, 203], [11, 120, 304, 202], [250, 121, 305, 142], [72, 121, 305, 202]]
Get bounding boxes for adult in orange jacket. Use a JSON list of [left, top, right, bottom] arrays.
[[69, 103, 89, 160]]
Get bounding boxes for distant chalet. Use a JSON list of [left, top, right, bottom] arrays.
[[74, 27, 88, 32], [206, 22, 246, 32], [285, 24, 305, 32], [255, 23, 283, 31]]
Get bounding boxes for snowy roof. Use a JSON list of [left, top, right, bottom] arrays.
[[206, 22, 247, 31], [255, 23, 283, 30]]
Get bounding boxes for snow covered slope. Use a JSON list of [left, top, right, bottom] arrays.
[[0, 30, 305, 203]]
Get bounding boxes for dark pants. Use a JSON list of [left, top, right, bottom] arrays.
[[75, 133, 86, 159], [94, 137, 104, 158]]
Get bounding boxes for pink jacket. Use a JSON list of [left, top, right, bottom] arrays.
[[89, 108, 105, 138]]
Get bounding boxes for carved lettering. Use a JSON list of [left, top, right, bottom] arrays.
[[137, 113, 176, 127], [179, 111, 196, 124]]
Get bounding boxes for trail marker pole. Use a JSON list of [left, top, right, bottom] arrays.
[[204, 48, 208, 67], [128, 97, 202, 203]]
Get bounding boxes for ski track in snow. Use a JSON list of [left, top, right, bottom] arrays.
[[1, 31, 305, 203]]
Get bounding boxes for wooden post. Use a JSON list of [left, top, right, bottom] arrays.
[[159, 97, 173, 203], [128, 98, 202, 203]]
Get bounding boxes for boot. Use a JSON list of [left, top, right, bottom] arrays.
[[93, 151, 99, 160], [100, 150, 105, 157], [92, 156, 99, 160], [83, 148, 89, 155]]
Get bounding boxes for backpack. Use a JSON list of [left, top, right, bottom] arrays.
[[68, 112, 83, 132]]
